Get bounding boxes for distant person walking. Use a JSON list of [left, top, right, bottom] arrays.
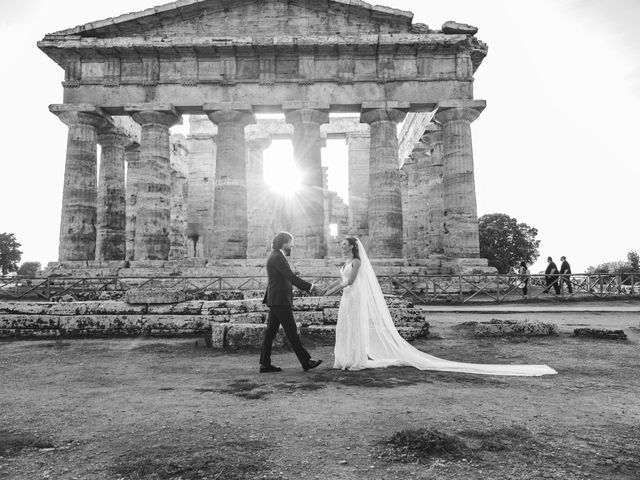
[[560, 256, 573, 293], [544, 257, 560, 294], [518, 261, 530, 296]]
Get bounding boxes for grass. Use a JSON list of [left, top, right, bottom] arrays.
[[0, 431, 55, 456], [110, 440, 269, 480]]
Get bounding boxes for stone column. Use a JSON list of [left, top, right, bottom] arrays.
[[284, 104, 330, 259], [125, 105, 181, 261], [360, 102, 408, 258], [50, 105, 109, 261], [96, 127, 130, 261], [246, 134, 272, 259], [399, 164, 411, 258], [125, 143, 140, 261], [405, 142, 431, 259], [433, 100, 485, 258], [346, 131, 370, 238], [204, 103, 256, 259], [186, 116, 217, 258], [169, 135, 189, 260], [422, 124, 445, 255]]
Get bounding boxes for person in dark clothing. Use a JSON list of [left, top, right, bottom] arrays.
[[518, 261, 530, 296], [544, 256, 560, 294], [560, 256, 573, 293], [260, 231, 323, 373]]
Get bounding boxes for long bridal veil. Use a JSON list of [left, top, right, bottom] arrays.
[[345, 239, 557, 376]]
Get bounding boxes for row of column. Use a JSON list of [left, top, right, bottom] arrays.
[[52, 99, 483, 262]]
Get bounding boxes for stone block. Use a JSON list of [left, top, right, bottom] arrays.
[[296, 311, 325, 326], [323, 308, 339, 324], [210, 324, 227, 347], [48, 302, 92, 315], [0, 328, 60, 338], [0, 314, 59, 330], [147, 301, 204, 315], [228, 312, 267, 324], [473, 320, 558, 338], [0, 302, 54, 315], [225, 323, 267, 348], [573, 328, 627, 340], [59, 315, 143, 336], [302, 325, 336, 343], [141, 315, 209, 335], [125, 289, 187, 304], [396, 326, 429, 342], [441, 21, 478, 35]]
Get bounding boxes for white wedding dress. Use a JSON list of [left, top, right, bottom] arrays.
[[333, 240, 557, 376]]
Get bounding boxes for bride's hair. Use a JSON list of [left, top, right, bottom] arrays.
[[345, 236, 360, 260]]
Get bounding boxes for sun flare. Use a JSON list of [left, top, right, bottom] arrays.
[[262, 140, 302, 196]]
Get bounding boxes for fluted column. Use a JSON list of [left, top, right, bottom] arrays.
[[125, 143, 140, 261], [360, 103, 408, 258], [346, 131, 370, 239], [186, 115, 217, 258], [126, 105, 182, 261], [246, 134, 272, 259], [205, 103, 256, 259], [422, 124, 445, 255], [284, 105, 330, 259], [434, 100, 485, 258], [96, 127, 130, 261], [50, 105, 109, 261]]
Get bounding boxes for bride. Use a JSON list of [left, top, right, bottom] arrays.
[[323, 237, 557, 376]]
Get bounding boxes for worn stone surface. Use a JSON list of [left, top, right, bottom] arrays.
[[422, 125, 445, 255], [361, 105, 408, 258], [96, 127, 130, 261], [442, 21, 479, 35], [285, 107, 330, 259], [434, 100, 485, 259], [206, 106, 255, 259], [573, 328, 627, 340], [186, 116, 216, 258], [51, 106, 108, 261], [346, 132, 371, 243], [125, 289, 187, 305], [169, 134, 188, 260], [124, 143, 141, 261], [246, 134, 272, 259], [128, 107, 182, 260], [470, 319, 558, 338]]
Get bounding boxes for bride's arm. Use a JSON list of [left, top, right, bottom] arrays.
[[325, 260, 361, 296]]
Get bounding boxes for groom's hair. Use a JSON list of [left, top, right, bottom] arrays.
[[272, 231, 293, 251]]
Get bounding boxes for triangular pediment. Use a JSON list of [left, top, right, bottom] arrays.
[[46, 0, 414, 39]]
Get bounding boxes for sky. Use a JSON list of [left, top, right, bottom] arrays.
[[1, 0, 639, 273]]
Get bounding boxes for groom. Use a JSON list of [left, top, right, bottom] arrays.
[[260, 231, 322, 373]]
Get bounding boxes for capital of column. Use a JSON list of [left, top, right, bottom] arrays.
[[283, 106, 330, 126], [433, 99, 485, 124], [246, 134, 272, 152], [125, 104, 182, 128], [97, 126, 133, 148], [360, 101, 409, 125], [421, 124, 444, 147], [204, 102, 256, 126], [50, 104, 110, 129]]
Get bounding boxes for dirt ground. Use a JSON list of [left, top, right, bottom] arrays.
[[1, 306, 639, 480]]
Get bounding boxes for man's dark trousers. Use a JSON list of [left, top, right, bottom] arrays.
[[260, 306, 311, 367]]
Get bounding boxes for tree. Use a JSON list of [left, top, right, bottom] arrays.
[[17, 261, 41, 277], [627, 251, 639, 272], [0, 233, 22, 275], [478, 213, 540, 274]]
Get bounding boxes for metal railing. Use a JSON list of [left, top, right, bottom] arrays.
[[0, 273, 638, 304]]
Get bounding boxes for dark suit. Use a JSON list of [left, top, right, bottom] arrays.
[[544, 262, 560, 294], [260, 249, 313, 367], [560, 260, 572, 293]]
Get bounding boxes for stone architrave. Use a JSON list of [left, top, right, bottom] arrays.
[[346, 131, 370, 239], [246, 133, 272, 259], [126, 104, 182, 261], [205, 103, 256, 259], [284, 104, 330, 259], [433, 100, 485, 258], [96, 126, 130, 261], [422, 124, 445, 255], [124, 142, 140, 261], [50, 104, 109, 261], [360, 102, 408, 258], [186, 115, 217, 258]]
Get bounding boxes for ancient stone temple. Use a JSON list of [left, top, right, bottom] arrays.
[[39, 0, 493, 273]]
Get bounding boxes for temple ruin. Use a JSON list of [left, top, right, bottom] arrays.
[[38, 0, 493, 275]]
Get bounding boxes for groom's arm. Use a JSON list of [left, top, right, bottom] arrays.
[[273, 254, 312, 292]]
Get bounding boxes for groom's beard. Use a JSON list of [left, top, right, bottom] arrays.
[[282, 246, 292, 256]]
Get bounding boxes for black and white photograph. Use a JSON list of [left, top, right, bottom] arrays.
[[1, 0, 639, 478]]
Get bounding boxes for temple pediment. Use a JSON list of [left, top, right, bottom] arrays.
[[45, 0, 415, 39]]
